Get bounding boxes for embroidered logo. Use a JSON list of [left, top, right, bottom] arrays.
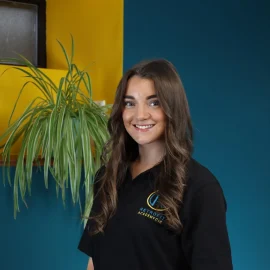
[[147, 191, 165, 211], [137, 191, 166, 224]]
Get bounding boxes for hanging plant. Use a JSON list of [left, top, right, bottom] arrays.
[[0, 36, 110, 219]]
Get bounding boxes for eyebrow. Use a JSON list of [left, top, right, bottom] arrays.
[[124, 95, 157, 100]]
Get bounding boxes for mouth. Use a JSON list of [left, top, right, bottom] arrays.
[[133, 124, 155, 131]]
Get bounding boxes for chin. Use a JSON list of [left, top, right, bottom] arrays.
[[135, 140, 152, 146], [132, 136, 161, 146]]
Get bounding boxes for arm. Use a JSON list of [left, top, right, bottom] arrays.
[[87, 258, 94, 270], [181, 183, 233, 270], [78, 167, 106, 261]]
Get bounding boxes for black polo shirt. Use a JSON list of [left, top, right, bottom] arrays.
[[78, 158, 233, 270]]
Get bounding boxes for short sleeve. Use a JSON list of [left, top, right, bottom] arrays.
[[77, 166, 105, 257], [78, 219, 94, 257], [181, 183, 233, 270]]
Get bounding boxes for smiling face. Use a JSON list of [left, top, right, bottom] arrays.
[[122, 76, 166, 147]]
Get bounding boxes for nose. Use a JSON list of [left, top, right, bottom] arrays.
[[135, 104, 150, 120]]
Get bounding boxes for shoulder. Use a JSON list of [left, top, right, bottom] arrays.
[[185, 158, 222, 195], [182, 158, 227, 211], [180, 158, 228, 221]]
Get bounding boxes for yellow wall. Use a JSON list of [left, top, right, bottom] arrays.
[[0, 65, 67, 155], [0, 1, 123, 155], [46, 0, 123, 104]]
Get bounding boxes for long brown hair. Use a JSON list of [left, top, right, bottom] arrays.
[[91, 59, 193, 234]]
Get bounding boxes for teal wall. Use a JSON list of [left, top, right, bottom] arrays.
[[0, 168, 87, 269], [124, 0, 270, 269], [1, 1, 269, 270]]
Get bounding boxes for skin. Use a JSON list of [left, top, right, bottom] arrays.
[[122, 76, 166, 178], [87, 258, 94, 270]]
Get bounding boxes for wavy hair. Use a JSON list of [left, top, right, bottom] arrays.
[[91, 59, 193, 234]]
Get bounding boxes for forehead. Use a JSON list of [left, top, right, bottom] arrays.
[[125, 76, 156, 97]]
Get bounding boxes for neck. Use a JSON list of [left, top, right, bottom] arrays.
[[137, 140, 165, 165]]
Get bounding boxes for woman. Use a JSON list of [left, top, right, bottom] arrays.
[[78, 59, 233, 270]]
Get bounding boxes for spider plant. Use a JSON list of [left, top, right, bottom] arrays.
[[0, 37, 110, 219]]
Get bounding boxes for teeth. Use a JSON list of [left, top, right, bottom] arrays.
[[135, 125, 154, 129]]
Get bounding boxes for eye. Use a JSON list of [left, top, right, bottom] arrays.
[[124, 100, 135, 108], [149, 99, 160, 107]]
